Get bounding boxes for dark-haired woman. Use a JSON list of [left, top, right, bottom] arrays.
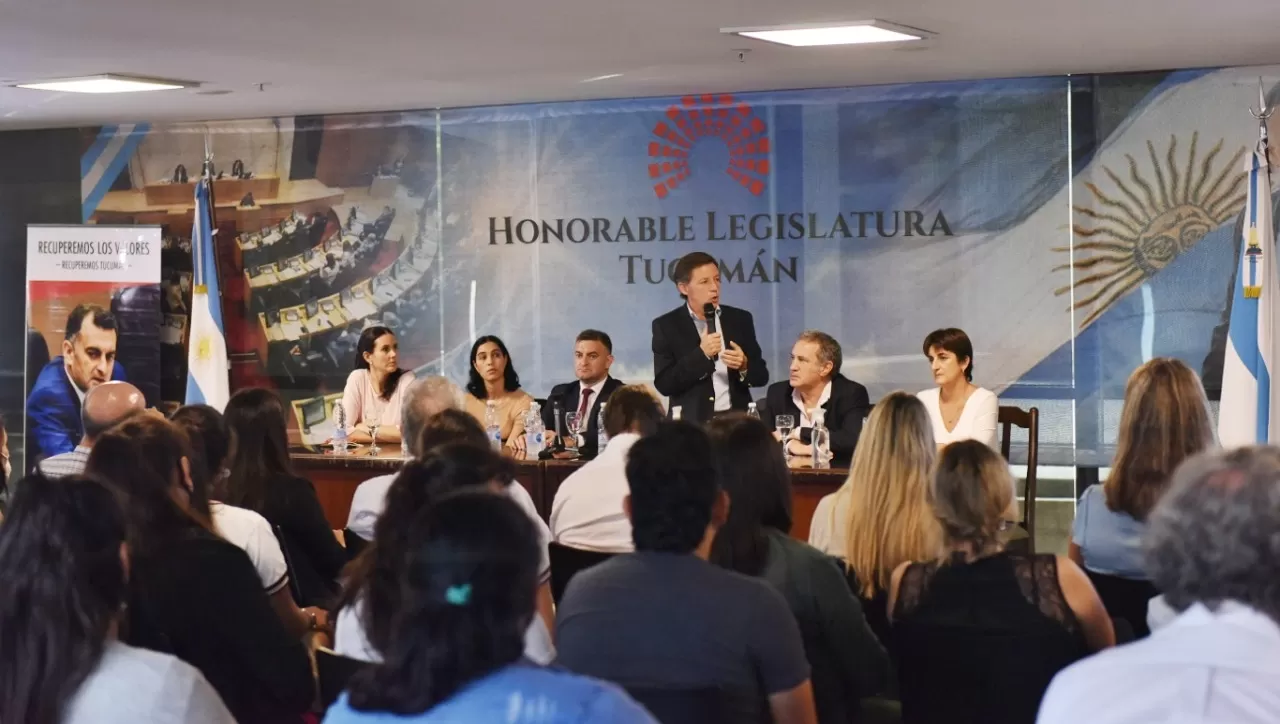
[[0, 475, 234, 724], [707, 414, 888, 723], [226, 387, 352, 607], [342, 326, 416, 445], [462, 335, 534, 457], [324, 490, 655, 724], [86, 417, 314, 724], [916, 328, 998, 449]]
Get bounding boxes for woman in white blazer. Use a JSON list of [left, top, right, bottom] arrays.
[[916, 328, 998, 450]]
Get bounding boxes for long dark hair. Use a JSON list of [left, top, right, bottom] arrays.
[[337, 443, 515, 656], [706, 414, 793, 577], [0, 476, 127, 724], [355, 326, 407, 402], [346, 490, 539, 714], [171, 404, 233, 515], [85, 416, 208, 557], [466, 335, 520, 399], [223, 387, 295, 513]]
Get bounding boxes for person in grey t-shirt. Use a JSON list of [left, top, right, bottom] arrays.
[[556, 421, 818, 724]]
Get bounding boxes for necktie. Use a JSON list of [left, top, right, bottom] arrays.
[[578, 388, 594, 420]]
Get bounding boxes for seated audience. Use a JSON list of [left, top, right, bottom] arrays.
[[809, 391, 941, 645], [342, 326, 416, 444], [324, 491, 655, 723], [916, 328, 998, 449], [462, 335, 535, 457], [550, 385, 665, 553], [38, 380, 145, 478], [225, 387, 351, 607], [541, 329, 624, 458], [888, 440, 1113, 724], [707, 413, 889, 723], [556, 421, 818, 724], [0, 476, 234, 724], [86, 416, 314, 723], [172, 404, 329, 639], [1039, 446, 1280, 723], [761, 330, 871, 466]]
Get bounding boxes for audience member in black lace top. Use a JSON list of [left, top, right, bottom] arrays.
[[887, 440, 1113, 724]]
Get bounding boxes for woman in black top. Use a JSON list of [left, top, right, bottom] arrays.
[[86, 416, 313, 724], [225, 387, 352, 607], [887, 440, 1114, 724], [707, 414, 888, 724]]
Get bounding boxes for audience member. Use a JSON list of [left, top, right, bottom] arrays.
[[1039, 445, 1280, 723], [541, 329, 624, 457], [0, 414, 8, 519], [324, 491, 655, 723], [86, 416, 313, 723], [809, 391, 941, 644], [39, 380, 145, 478], [556, 421, 818, 724], [916, 328, 998, 449], [0, 475, 234, 724], [462, 335, 535, 457], [760, 330, 871, 466], [707, 413, 889, 723], [225, 387, 351, 607], [888, 440, 1112, 724], [341, 326, 416, 444], [550, 385, 664, 553]]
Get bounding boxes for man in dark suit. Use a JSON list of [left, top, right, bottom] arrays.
[[542, 329, 624, 458], [26, 304, 128, 465], [652, 252, 768, 423], [761, 330, 870, 467]]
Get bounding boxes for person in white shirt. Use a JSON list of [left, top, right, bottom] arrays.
[[916, 327, 998, 450], [550, 385, 666, 553], [39, 380, 145, 479], [1038, 446, 1280, 724]]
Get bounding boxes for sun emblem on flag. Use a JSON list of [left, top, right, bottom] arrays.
[[1055, 132, 1248, 328], [196, 336, 212, 362], [648, 94, 770, 199]]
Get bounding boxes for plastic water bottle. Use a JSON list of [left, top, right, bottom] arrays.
[[747, 402, 760, 420], [332, 402, 349, 455], [484, 400, 502, 450], [597, 402, 609, 451], [811, 411, 830, 469], [524, 403, 545, 459]]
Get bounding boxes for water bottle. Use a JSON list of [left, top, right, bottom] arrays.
[[747, 402, 760, 420], [331, 402, 349, 455], [484, 400, 502, 450], [597, 402, 609, 451], [811, 411, 830, 469], [524, 403, 545, 459]]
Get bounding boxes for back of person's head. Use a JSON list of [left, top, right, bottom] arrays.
[[0, 476, 127, 724], [625, 421, 722, 554], [347, 490, 540, 714], [401, 377, 463, 458], [931, 440, 1016, 556], [171, 404, 233, 521], [80, 381, 145, 443], [417, 408, 489, 457], [1107, 358, 1215, 521], [1145, 446, 1280, 623], [85, 416, 202, 557], [705, 414, 793, 577], [223, 387, 294, 511], [602, 385, 665, 438], [841, 391, 941, 597], [340, 443, 516, 655]]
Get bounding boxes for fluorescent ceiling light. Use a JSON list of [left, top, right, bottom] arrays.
[[723, 20, 929, 47], [15, 74, 190, 93], [581, 73, 623, 83]]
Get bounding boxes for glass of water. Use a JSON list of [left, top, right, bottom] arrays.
[[564, 412, 582, 453], [775, 415, 795, 453], [368, 411, 382, 456]]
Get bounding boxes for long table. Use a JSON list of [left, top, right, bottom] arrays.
[[293, 449, 849, 542]]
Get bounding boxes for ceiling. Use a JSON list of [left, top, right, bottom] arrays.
[[0, 0, 1278, 129]]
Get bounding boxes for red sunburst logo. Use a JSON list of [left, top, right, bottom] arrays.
[[648, 94, 770, 199]]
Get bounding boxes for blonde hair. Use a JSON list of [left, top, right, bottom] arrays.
[[931, 440, 1015, 555], [1106, 358, 1215, 521], [838, 391, 942, 597]]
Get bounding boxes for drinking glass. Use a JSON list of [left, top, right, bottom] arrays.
[[564, 412, 582, 453], [776, 415, 795, 451], [368, 412, 382, 456]]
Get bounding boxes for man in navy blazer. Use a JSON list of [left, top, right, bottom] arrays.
[[26, 304, 127, 465], [652, 252, 768, 423], [541, 329, 624, 458]]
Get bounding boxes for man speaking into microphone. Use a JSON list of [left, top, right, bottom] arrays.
[[652, 251, 768, 422]]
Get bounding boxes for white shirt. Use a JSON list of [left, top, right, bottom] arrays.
[[916, 386, 999, 449], [807, 487, 850, 559], [550, 433, 639, 553], [210, 502, 289, 595], [65, 364, 88, 405], [688, 305, 731, 412], [576, 378, 608, 416], [791, 381, 833, 430], [1038, 601, 1280, 724], [64, 641, 235, 724]]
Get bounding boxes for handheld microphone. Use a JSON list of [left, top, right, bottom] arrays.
[[704, 302, 719, 360]]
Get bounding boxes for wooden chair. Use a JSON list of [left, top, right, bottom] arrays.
[[315, 646, 368, 712], [549, 542, 617, 605], [998, 406, 1039, 554]]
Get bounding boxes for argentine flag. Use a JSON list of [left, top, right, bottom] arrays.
[[185, 177, 230, 411], [1219, 139, 1280, 447]]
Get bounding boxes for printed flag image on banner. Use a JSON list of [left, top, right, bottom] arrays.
[[185, 176, 230, 411]]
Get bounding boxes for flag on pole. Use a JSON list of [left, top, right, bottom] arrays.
[[185, 176, 230, 411], [1218, 131, 1280, 447]]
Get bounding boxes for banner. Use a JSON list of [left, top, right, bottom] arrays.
[[24, 225, 162, 467]]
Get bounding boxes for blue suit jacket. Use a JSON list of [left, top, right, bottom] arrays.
[[26, 356, 127, 463]]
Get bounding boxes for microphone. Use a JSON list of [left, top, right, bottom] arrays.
[[704, 302, 719, 360]]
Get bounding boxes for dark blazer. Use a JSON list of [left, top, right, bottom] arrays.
[[541, 376, 624, 457], [652, 303, 768, 423], [760, 374, 871, 467], [25, 356, 128, 464]]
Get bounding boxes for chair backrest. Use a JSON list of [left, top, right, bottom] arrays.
[[315, 646, 368, 711], [272, 523, 306, 606], [1084, 569, 1158, 639], [548, 542, 617, 605], [998, 406, 1039, 553], [623, 685, 738, 724]]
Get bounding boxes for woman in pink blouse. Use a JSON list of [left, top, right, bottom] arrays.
[[342, 326, 416, 444]]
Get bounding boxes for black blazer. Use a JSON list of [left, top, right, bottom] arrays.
[[760, 374, 871, 467], [541, 376, 624, 457], [652, 303, 768, 423]]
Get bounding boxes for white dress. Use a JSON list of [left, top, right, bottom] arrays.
[[915, 386, 999, 449]]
